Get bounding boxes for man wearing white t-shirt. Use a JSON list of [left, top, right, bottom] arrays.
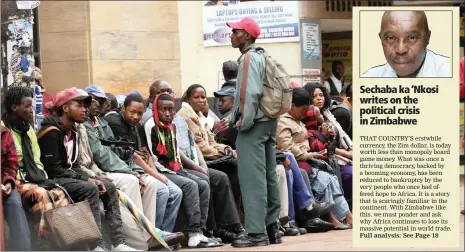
[[362, 10, 450, 78]]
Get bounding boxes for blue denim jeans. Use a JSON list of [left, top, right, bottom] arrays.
[[4, 189, 31, 251], [283, 152, 314, 223], [155, 179, 182, 232]]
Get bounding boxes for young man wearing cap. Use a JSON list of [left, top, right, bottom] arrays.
[[226, 17, 282, 247], [37, 88, 136, 251], [213, 87, 238, 148], [83, 85, 184, 250], [213, 60, 238, 118]]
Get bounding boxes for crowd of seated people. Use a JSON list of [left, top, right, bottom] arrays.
[[1, 71, 357, 250]]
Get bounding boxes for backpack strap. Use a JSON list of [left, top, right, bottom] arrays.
[[246, 47, 267, 82], [37, 126, 60, 140], [239, 51, 253, 118], [326, 78, 340, 96]]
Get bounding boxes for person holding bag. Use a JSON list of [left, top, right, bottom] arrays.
[[37, 87, 137, 251]]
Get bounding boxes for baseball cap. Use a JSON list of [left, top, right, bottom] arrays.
[[85, 85, 108, 100], [226, 17, 261, 39], [124, 90, 142, 97], [222, 60, 239, 77], [214, 87, 236, 98], [116, 95, 126, 108], [55, 87, 92, 107]]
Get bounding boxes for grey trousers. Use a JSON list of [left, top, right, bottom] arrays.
[[164, 171, 210, 233], [187, 168, 241, 230], [107, 173, 158, 250]]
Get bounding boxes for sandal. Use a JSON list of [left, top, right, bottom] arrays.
[[333, 224, 351, 230], [342, 219, 353, 228]]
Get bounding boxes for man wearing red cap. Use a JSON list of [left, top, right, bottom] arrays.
[[37, 88, 138, 251], [226, 17, 282, 247]]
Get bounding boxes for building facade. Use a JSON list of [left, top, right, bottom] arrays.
[[1, 0, 463, 98], [34, 0, 389, 97]]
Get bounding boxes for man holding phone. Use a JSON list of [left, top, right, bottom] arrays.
[[213, 87, 238, 148]]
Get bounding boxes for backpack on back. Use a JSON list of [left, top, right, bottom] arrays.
[[329, 100, 351, 118], [248, 47, 292, 118]]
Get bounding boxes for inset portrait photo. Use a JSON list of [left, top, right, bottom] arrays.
[[359, 9, 452, 78]]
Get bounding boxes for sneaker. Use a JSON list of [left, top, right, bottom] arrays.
[[188, 233, 219, 248], [113, 244, 140, 251], [200, 233, 223, 246], [92, 246, 108, 251]]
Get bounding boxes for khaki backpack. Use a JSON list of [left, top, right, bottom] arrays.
[[244, 47, 293, 119]]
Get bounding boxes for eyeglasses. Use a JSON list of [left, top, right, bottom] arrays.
[[381, 34, 424, 46]]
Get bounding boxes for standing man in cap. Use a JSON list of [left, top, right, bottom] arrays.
[[213, 60, 238, 118], [227, 17, 281, 247]]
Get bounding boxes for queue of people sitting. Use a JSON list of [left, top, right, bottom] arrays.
[[1, 75, 355, 250], [1, 17, 355, 249]]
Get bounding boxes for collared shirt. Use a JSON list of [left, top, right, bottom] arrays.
[[362, 49, 450, 78]]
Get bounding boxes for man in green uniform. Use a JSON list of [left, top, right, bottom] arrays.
[[227, 17, 281, 248]]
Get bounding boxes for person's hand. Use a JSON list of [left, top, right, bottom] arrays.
[[96, 175, 113, 183], [283, 158, 291, 170], [213, 119, 229, 133], [232, 150, 237, 159], [134, 173, 146, 193], [158, 175, 169, 185], [319, 123, 330, 135], [1, 183, 13, 196], [198, 165, 209, 175], [88, 178, 106, 194], [310, 152, 324, 159]]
